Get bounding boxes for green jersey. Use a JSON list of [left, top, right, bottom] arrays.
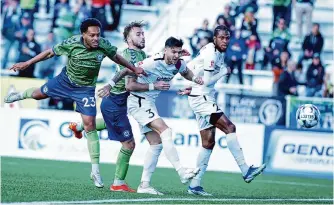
[[53, 35, 117, 86], [111, 48, 146, 94]]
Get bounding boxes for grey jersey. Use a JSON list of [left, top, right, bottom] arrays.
[[132, 53, 188, 101]]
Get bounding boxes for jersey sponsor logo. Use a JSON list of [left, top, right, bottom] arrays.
[[96, 54, 103, 62], [157, 77, 173, 81], [18, 119, 49, 150]]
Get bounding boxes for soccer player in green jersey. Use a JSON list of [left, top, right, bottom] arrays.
[[69, 21, 171, 193], [4, 18, 146, 188]]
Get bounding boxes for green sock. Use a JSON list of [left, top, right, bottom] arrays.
[[96, 118, 107, 131], [86, 130, 100, 164], [22, 87, 37, 99], [114, 147, 133, 180]]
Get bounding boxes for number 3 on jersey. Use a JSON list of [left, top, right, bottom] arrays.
[[82, 97, 96, 107], [146, 109, 155, 118]]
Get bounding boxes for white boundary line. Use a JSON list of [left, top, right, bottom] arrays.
[[3, 198, 334, 204]]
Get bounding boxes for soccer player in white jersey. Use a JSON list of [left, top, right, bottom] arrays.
[[180, 25, 266, 196], [98, 37, 203, 195]]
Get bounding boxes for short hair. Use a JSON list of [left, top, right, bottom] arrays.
[[313, 22, 320, 28], [80, 18, 102, 33], [123, 21, 145, 43], [165, 37, 183, 48], [214, 25, 230, 37]]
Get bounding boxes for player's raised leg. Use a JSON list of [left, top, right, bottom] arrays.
[[148, 118, 200, 184], [188, 127, 215, 196], [81, 114, 103, 188], [137, 131, 163, 195], [212, 113, 266, 183], [69, 118, 106, 139], [4, 87, 48, 103]]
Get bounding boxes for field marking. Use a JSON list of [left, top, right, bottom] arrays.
[[3, 198, 334, 204], [256, 179, 333, 188]]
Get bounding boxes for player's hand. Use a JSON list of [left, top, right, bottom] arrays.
[[9, 62, 30, 72], [134, 66, 147, 77], [177, 87, 192, 95], [97, 84, 112, 98], [154, 81, 170, 90], [194, 76, 204, 85], [181, 49, 191, 57]]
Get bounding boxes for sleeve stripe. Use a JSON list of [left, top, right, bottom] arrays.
[[204, 69, 215, 72]]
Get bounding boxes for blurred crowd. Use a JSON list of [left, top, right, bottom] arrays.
[[1, 0, 333, 105], [188, 0, 333, 98], [1, 0, 157, 78]]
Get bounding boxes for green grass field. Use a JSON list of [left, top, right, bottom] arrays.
[[1, 156, 333, 204]]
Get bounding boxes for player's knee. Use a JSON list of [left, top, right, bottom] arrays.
[[226, 122, 236, 134], [83, 121, 96, 132], [124, 139, 136, 151], [202, 140, 215, 149], [32, 89, 47, 100]]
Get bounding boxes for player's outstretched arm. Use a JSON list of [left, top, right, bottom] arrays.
[[9, 48, 55, 71], [111, 54, 147, 76], [181, 69, 204, 85], [125, 77, 170, 92]]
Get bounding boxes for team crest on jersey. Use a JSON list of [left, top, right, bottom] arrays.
[[96, 54, 103, 62]]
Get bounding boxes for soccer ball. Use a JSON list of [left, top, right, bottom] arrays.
[[296, 104, 320, 128]]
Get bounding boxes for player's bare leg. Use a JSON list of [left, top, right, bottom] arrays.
[[69, 118, 106, 139], [212, 112, 266, 183], [137, 131, 164, 195], [188, 127, 215, 196], [81, 114, 103, 188], [110, 138, 136, 193], [4, 87, 48, 103], [147, 118, 200, 184]]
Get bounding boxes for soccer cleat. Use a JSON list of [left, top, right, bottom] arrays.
[[187, 186, 213, 196], [179, 167, 200, 184], [90, 172, 104, 188], [110, 184, 136, 193], [4, 92, 23, 103], [68, 122, 83, 139], [243, 164, 266, 183], [137, 184, 164, 195]]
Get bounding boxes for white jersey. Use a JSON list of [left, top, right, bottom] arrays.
[[131, 53, 188, 101], [187, 43, 227, 97]]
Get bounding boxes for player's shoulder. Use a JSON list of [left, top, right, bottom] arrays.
[[99, 37, 115, 48], [199, 43, 216, 55], [152, 52, 164, 61], [61, 35, 81, 45]]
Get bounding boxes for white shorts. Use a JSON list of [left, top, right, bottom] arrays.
[[127, 94, 160, 134], [188, 95, 223, 131]]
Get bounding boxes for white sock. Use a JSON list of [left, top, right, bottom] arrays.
[[190, 147, 212, 188], [160, 128, 182, 172], [92, 163, 100, 174], [141, 143, 162, 187], [226, 133, 249, 175], [113, 179, 125, 186], [76, 122, 84, 132]]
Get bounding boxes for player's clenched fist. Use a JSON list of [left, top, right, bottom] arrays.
[[134, 66, 147, 77], [193, 76, 204, 85], [154, 81, 170, 91], [9, 62, 30, 71], [97, 84, 112, 98]]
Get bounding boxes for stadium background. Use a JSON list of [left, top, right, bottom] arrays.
[[0, 0, 333, 204]]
